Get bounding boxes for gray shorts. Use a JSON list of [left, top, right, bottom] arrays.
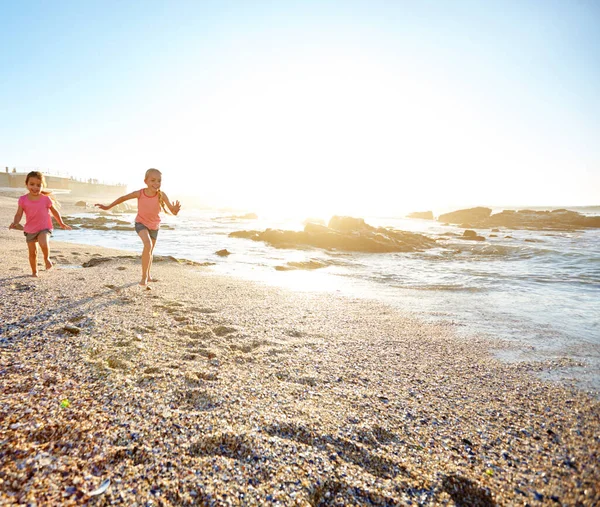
[[24, 229, 52, 243], [135, 222, 159, 240]]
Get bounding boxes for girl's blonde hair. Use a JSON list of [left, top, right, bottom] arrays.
[[145, 168, 171, 214], [25, 171, 59, 207]]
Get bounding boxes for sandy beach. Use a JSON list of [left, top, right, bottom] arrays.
[[1, 193, 598, 506]]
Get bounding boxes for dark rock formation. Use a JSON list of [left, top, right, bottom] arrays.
[[230, 216, 437, 253], [327, 216, 370, 233], [216, 249, 231, 257], [438, 207, 492, 224], [461, 230, 485, 241], [438, 207, 600, 231], [407, 211, 434, 220], [64, 216, 132, 230], [485, 209, 600, 230]]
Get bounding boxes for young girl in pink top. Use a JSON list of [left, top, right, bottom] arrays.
[[9, 171, 72, 277], [95, 168, 181, 287]]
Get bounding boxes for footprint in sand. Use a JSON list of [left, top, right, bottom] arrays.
[[266, 347, 292, 356], [178, 325, 215, 341], [189, 433, 258, 460], [68, 315, 89, 325], [264, 422, 404, 480], [193, 348, 218, 360], [355, 426, 399, 446], [178, 388, 217, 410], [191, 307, 218, 314], [106, 356, 131, 371], [213, 325, 237, 337], [187, 433, 269, 482], [229, 339, 269, 354], [275, 371, 318, 386], [152, 304, 181, 315], [194, 370, 218, 381]]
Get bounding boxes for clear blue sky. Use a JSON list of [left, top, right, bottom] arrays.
[[1, 0, 599, 214]]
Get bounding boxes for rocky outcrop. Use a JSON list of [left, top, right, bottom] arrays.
[[484, 209, 600, 230], [438, 207, 600, 230], [65, 216, 132, 230], [461, 230, 485, 241], [229, 216, 437, 253], [407, 211, 434, 220], [438, 207, 492, 224], [64, 215, 174, 231]]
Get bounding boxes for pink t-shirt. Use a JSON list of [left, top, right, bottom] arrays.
[[18, 194, 53, 233], [135, 189, 161, 230]]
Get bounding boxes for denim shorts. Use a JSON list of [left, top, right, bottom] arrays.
[[24, 229, 52, 243], [135, 222, 159, 240]]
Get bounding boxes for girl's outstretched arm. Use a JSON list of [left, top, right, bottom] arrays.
[[161, 193, 181, 215], [9, 206, 24, 230], [50, 205, 72, 230], [94, 191, 139, 211]]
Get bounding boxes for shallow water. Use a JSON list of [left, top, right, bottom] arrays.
[[53, 206, 600, 393]]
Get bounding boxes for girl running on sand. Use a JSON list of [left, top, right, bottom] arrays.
[[9, 171, 72, 277], [95, 168, 181, 287]]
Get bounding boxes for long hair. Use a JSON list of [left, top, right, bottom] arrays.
[[145, 168, 171, 214], [25, 171, 59, 206]]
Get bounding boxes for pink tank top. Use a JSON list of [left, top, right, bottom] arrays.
[[135, 189, 161, 230], [19, 194, 53, 233]]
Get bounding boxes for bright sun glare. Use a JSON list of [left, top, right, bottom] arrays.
[[169, 48, 493, 218]]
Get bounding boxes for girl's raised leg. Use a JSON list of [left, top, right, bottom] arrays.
[[137, 229, 153, 286], [27, 241, 39, 277], [38, 232, 53, 270]]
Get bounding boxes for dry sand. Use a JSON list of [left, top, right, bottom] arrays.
[[0, 193, 598, 506]]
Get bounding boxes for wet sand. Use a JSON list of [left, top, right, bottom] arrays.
[[0, 194, 599, 505]]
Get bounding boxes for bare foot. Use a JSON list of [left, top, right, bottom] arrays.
[[148, 277, 158, 282], [139, 279, 149, 287], [31, 272, 39, 278], [45, 260, 53, 270]]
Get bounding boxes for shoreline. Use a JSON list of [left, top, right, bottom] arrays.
[[1, 194, 599, 505]]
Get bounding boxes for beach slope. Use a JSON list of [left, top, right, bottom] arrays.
[[0, 195, 598, 505]]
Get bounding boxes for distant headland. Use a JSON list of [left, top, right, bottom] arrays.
[[0, 167, 126, 197]]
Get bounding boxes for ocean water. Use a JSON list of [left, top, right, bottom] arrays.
[[53, 206, 600, 394]]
